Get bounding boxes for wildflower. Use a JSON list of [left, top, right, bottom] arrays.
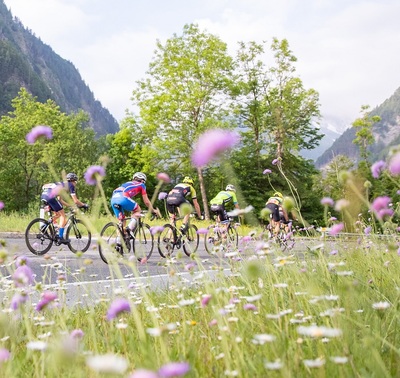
[[297, 325, 342, 338], [15, 255, 30, 267], [372, 301, 390, 310], [243, 303, 257, 311], [49, 184, 64, 199], [129, 369, 159, 378], [272, 158, 279, 165], [334, 199, 349, 211], [26, 341, 48, 351], [364, 226, 372, 235], [263, 169, 272, 175], [107, 298, 131, 320], [70, 329, 84, 339], [158, 191, 168, 200], [329, 223, 344, 236], [178, 298, 195, 306], [330, 356, 348, 364], [150, 226, 164, 235], [26, 125, 52, 144], [0, 202, 4, 210], [86, 354, 128, 374], [184, 262, 196, 271], [227, 205, 254, 217], [264, 359, 283, 370], [84, 165, 105, 185], [196, 228, 208, 234], [303, 358, 325, 368], [0, 348, 10, 362], [388, 152, 400, 176], [371, 196, 393, 219], [36, 291, 57, 311], [252, 334, 276, 344], [371, 160, 386, 178], [320, 197, 334, 206], [191, 129, 240, 167], [158, 362, 190, 377], [201, 294, 212, 307], [10, 292, 28, 310], [157, 172, 171, 183], [12, 265, 34, 287]]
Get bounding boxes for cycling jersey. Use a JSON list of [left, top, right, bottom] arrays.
[[166, 183, 197, 213], [111, 180, 147, 217], [41, 181, 75, 212], [265, 196, 284, 222], [210, 191, 238, 206]]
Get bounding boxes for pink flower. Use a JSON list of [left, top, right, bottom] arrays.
[[191, 129, 240, 167], [272, 158, 279, 165], [12, 265, 34, 287], [320, 197, 334, 206], [129, 369, 159, 378], [371, 160, 386, 179], [201, 294, 212, 307], [84, 165, 106, 185], [388, 152, 400, 176], [36, 291, 58, 311], [241, 235, 252, 243], [158, 192, 168, 200], [158, 362, 190, 378], [263, 169, 272, 175], [26, 125, 53, 144], [0, 202, 4, 210], [15, 255, 30, 267], [243, 303, 257, 311], [157, 172, 171, 183], [10, 292, 28, 310], [70, 329, 84, 339], [150, 226, 164, 235], [49, 184, 64, 199], [196, 228, 208, 234], [364, 226, 372, 235], [371, 196, 392, 219], [329, 223, 344, 236], [0, 348, 10, 362], [184, 262, 196, 271], [107, 298, 131, 320]]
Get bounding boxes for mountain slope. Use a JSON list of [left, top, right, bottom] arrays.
[[0, 0, 119, 136]]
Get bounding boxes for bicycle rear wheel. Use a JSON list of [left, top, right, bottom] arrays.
[[183, 224, 199, 256], [204, 225, 221, 254], [25, 218, 54, 255], [99, 222, 127, 264], [133, 223, 154, 262], [66, 219, 91, 253], [158, 224, 176, 258]]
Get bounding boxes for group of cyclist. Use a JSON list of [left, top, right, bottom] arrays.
[[41, 170, 289, 242]]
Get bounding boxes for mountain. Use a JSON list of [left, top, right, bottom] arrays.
[[315, 87, 400, 168], [0, 0, 119, 136]]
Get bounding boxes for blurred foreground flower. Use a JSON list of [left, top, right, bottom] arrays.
[[371, 196, 393, 219], [157, 172, 171, 183], [0, 348, 10, 362], [158, 362, 190, 377], [297, 325, 342, 338], [329, 223, 344, 236], [12, 265, 34, 287], [371, 160, 386, 178], [0, 201, 4, 210], [26, 125, 52, 144], [158, 192, 168, 200], [388, 152, 400, 176], [129, 369, 159, 378], [84, 165, 106, 185], [320, 197, 334, 206], [107, 298, 131, 320], [86, 354, 128, 374], [372, 301, 390, 310], [36, 291, 57, 311], [191, 129, 240, 167], [263, 169, 272, 175]]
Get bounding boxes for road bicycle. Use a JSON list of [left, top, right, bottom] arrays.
[[98, 207, 154, 264], [157, 207, 199, 258], [25, 204, 91, 255], [204, 217, 239, 254], [262, 219, 295, 251]]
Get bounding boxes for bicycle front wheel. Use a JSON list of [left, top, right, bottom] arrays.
[[183, 224, 199, 256], [226, 225, 238, 249], [66, 219, 91, 253], [99, 222, 126, 264], [25, 218, 54, 255], [133, 223, 154, 262], [158, 224, 176, 258], [204, 225, 220, 254]]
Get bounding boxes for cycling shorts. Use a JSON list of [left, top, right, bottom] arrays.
[[210, 204, 229, 223], [265, 203, 280, 222], [166, 196, 189, 215], [111, 193, 138, 218], [41, 191, 63, 212]]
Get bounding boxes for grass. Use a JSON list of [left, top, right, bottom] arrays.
[[1, 210, 400, 377]]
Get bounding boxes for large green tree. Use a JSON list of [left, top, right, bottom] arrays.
[[131, 23, 235, 218]]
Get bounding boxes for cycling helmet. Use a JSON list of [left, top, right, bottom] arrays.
[[133, 172, 147, 182], [226, 184, 236, 192], [66, 172, 78, 182], [183, 176, 194, 186], [273, 192, 283, 198]]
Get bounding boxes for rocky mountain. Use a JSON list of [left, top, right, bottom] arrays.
[[315, 87, 400, 168], [0, 0, 119, 136]]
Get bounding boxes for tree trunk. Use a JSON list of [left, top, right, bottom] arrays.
[[197, 167, 210, 220]]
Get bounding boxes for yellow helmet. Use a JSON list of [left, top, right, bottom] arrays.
[[273, 192, 283, 198], [183, 176, 194, 186]]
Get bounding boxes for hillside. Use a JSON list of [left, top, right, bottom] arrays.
[[0, 0, 119, 136], [315, 86, 400, 168]]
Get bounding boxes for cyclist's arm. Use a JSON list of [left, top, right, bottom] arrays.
[[142, 193, 156, 213], [192, 198, 202, 218], [70, 193, 85, 207]]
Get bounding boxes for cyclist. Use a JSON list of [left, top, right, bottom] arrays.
[[40, 172, 88, 244], [209, 184, 240, 232], [265, 191, 289, 236], [166, 176, 202, 234], [110, 172, 158, 233]]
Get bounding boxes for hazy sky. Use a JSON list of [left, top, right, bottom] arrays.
[[4, 0, 400, 126]]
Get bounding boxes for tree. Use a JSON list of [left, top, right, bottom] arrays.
[[131, 23, 235, 218]]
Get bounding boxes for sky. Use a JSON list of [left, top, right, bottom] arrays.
[[4, 0, 400, 129]]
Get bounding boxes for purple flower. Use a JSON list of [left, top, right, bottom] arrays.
[[49, 184, 64, 199], [129, 369, 159, 378], [184, 262, 196, 271], [329, 223, 344, 236], [263, 169, 272, 175], [15, 255, 30, 267], [157, 172, 171, 183], [371, 196, 392, 219], [36, 291, 58, 311], [320, 197, 334, 206], [272, 158, 279, 165], [107, 298, 131, 320], [191, 129, 240, 167], [70, 329, 84, 339], [84, 165, 106, 185], [0, 201, 4, 210], [0, 348, 10, 362], [201, 294, 212, 308], [12, 265, 34, 287], [196, 228, 209, 235], [371, 160, 386, 179], [388, 152, 400, 176], [10, 292, 28, 310], [150, 226, 164, 235], [158, 192, 168, 200], [158, 362, 190, 378], [26, 125, 53, 144], [364, 226, 372, 235], [243, 303, 257, 311], [241, 235, 252, 243]]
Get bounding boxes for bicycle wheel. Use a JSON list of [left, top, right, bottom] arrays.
[[204, 225, 221, 254], [133, 222, 154, 261], [66, 219, 91, 253], [25, 218, 54, 255], [183, 224, 199, 256], [158, 224, 176, 258], [99, 222, 127, 264], [226, 225, 238, 249]]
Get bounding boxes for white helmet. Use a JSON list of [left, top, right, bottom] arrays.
[[226, 184, 236, 192], [133, 172, 147, 182]]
